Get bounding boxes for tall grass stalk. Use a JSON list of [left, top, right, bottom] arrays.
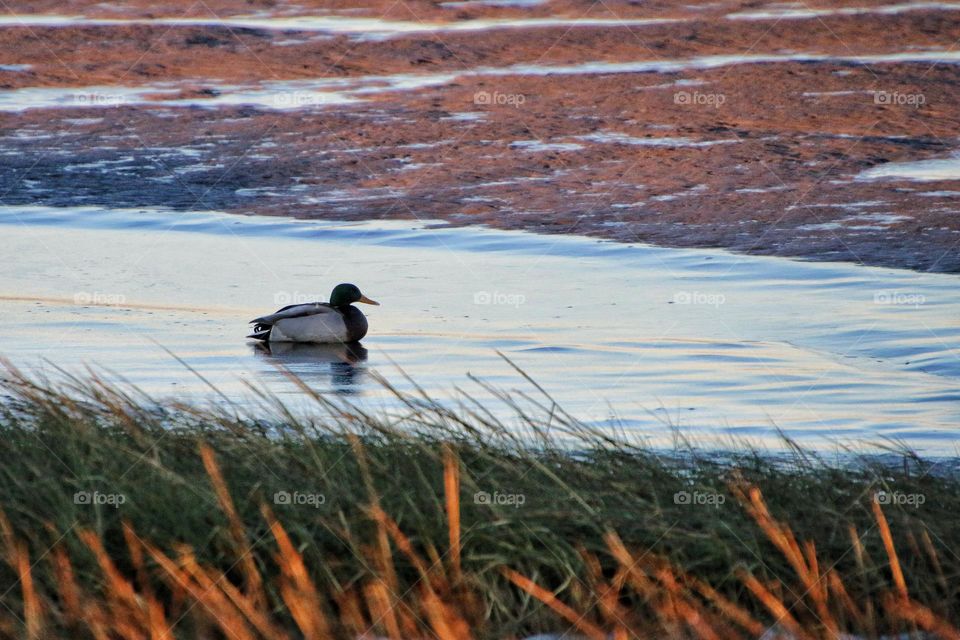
[[0, 362, 957, 638]]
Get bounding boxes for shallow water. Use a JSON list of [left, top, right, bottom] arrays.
[[6, 4, 960, 35], [727, 2, 960, 20], [857, 155, 960, 181], [1, 205, 959, 451], [0, 14, 681, 39]]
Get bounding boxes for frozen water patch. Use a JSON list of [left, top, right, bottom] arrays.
[[857, 156, 960, 182], [727, 2, 960, 20], [510, 140, 584, 152], [636, 78, 708, 90], [0, 14, 682, 39], [848, 213, 910, 229], [440, 0, 547, 6], [61, 117, 104, 125], [736, 186, 790, 194], [441, 111, 486, 122], [651, 185, 709, 201], [0, 75, 452, 112], [0, 85, 180, 112], [500, 50, 960, 76], [799, 213, 909, 232], [575, 132, 738, 147], [802, 90, 873, 97]]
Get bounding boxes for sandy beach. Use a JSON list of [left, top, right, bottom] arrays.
[[1, 0, 959, 270]]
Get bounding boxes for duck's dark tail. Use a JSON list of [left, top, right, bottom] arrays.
[[246, 323, 272, 341]]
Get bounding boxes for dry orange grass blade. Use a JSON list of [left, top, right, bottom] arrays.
[[736, 569, 814, 640], [654, 564, 724, 640], [443, 443, 461, 585], [920, 529, 948, 594], [146, 595, 174, 640], [177, 549, 287, 639], [683, 574, 765, 638], [81, 602, 113, 640], [363, 578, 403, 640], [0, 508, 14, 560], [368, 506, 471, 640], [733, 484, 841, 636], [144, 541, 258, 640], [15, 541, 42, 640], [884, 594, 960, 640], [260, 505, 334, 640], [801, 539, 838, 637], [848, 524, 867, 573], [122, 521, 157, 605], [826, 570, 866, 632], [604, 531, 689, 636], [846, 521, 878, 634], [350, 435, 401, 597], [603, 531, 658, 600], [175, 546, 263, 640], [417, 581, 472, 640], [610, 543, 667, 632], [199, 444, 265, 608], [368, 506, 432, 582], [77, 529, 144, 624], [502, 567, 606, 640], [50, 545, 83, 628], [871, 498, 908, 601], [334, 587, 367, 637], [596, 581, 631, 638], [578, 548, 631, 636], [737, 486, 809, 581], [672, 598, 723, 640]]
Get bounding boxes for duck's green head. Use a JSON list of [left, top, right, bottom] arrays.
[[330, 283, 379, 308]]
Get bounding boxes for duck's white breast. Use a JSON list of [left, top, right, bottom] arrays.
[[269, 313, 349, 343]]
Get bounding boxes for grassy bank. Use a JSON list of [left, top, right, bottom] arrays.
[[0, 363, 957, 639]]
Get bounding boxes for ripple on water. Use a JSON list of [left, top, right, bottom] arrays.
[[0, 205, 958, 450]]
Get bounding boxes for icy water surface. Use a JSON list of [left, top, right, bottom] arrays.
[[1, 206, 959, 451], [0, 14, 682, 39]]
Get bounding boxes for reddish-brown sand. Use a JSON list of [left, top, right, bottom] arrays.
[[1, 0, 959, 270]]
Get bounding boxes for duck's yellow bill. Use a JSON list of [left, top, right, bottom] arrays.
[[359, 295, 380, 306]]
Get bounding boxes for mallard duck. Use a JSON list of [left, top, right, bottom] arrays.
[[247, 283, 379, 343]]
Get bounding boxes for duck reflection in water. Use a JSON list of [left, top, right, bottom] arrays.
[[252, 341, 368, 393]]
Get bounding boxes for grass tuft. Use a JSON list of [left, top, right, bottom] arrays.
[[0, 364, 958, 638]]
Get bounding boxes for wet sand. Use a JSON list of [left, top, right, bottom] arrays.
[[1, 1, 960, 270]]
